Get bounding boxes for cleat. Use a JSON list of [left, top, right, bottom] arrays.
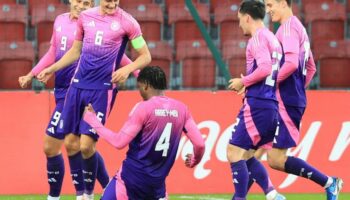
[[326, 177, 343, 200]]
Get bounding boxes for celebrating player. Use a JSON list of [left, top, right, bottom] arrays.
[[37, 0, 151, 199], [226, 1, 283, 199], [264, 0, 343, 199], [83, 66, 205, 199]]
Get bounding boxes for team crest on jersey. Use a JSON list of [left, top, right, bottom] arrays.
[[111, 21, 120, 31]]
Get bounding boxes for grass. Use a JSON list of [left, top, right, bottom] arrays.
[[0, 193, 349, 200]]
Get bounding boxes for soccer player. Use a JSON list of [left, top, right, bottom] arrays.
[[18, 0, 113, 199], [264, 0, 343, 199], [226, 1, 283, 199], [37, 0, 151, 199], [83, 66, 205, 200]]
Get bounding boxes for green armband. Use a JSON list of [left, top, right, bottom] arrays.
[[131, 36, 146, 49]]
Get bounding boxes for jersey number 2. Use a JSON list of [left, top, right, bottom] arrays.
[[155, 123, 172, 157]]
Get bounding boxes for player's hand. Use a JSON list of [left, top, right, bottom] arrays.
[[237, 86, 246, 97], [83, 104, 97, 125], [37, 68, 54, 84], [84, 103, 96, 115], [185, 154, 195, 168], [18, 74, 33, 88], [111, 67, 131, 84], [228, 78, 244, 92]]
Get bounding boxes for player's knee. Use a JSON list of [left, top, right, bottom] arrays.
[[80, 143, 95, 157], [43, 143, 60, 157], [64, 139, 80, 154], [267, 154, 284, 171]]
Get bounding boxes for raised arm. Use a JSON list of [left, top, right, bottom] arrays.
[[83, 104, 143, 149]]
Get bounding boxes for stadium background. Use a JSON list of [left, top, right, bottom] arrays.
[[0, 0, 349, 198]]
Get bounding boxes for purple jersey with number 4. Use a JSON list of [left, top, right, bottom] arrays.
[[118, 96, 196, 198]]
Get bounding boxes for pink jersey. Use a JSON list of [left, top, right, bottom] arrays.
[[243, 27, 282, 103], [73, 7, 142, 90], [275, 16, 316, 107], [84, 95, 205, 181], [32, 13, 78, 98]]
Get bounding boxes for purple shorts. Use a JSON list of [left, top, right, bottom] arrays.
[[273, 104, 305, 149], [229, 100, 278, 150], [57, 86, 117, 141], [46, 98, 65, 140]]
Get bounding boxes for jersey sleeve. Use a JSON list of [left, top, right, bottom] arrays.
[[75, 13, 84, 41], [31, 20, 57, 76], [305, 50, 316, 87], [183, 108, 205, 167], [281, 24, 300, 55], [122, 13, 142, 40], [242, 38, 272, 87], [83, 102, 147, 149]]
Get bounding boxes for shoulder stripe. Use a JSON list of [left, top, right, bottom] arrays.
[[284, 18, 292, 37]]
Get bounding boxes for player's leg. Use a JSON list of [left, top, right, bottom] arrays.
[[100, 177, 116, 200], [96, 151, 109, 188], [228, 108, 253, 200], [80, 134, 98, 200], [246, 146, 286, 200], [227, 144, 249, 200], [44, 100, 66, 200], [79, 89, 117, 199], [44, 135, 64, 200], [267, 105, 343, 199], [57, 87, 88, 199], [64, 133, 85, 199]]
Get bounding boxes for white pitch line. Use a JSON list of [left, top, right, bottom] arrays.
[[176, 196, 228, 200]]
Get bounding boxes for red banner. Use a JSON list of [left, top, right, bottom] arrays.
[[0, 91, 349, 194]]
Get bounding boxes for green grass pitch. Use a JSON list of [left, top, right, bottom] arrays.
[[0, 194, 349, 200]]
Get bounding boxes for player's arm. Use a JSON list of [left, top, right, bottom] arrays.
[[83, 103, 144, 149], [37, 40, 82, 83], [183, 111, 205, 168], [277, 27, 300, 83], [111, 36, 151, 83], [305, 51, 316, 88], [120, 54, 140, 78], [19, 25, 57, 88], [241, 41, 273, 87]]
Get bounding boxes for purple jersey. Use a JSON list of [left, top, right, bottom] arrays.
[[121, 96, 191, 182], [276, 16, 311, 107], [51, 13, 79, 98], [245, 27, 282, 103], [73, 7, 142, 90]]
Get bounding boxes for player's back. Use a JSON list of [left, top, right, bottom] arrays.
[[121, 96, 188, 184], [245, 27, 282, 107], [276, 16, 310, 107]]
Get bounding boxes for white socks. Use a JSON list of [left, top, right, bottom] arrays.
[[266, 189, 278, 200]]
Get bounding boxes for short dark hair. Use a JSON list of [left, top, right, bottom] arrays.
[[285, 0, 292, 7], [239, 0, 266, 20], [137, 66, 167, 90]]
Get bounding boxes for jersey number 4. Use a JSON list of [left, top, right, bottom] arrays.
[[155, 123, 172, 157]]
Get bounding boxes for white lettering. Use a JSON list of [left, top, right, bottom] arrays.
[[329, 122, 350, 161]]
